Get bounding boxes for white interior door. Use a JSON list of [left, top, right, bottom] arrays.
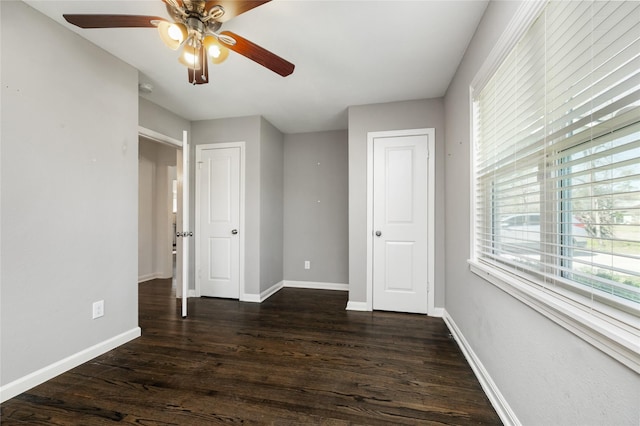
[[372, 132, 429, 313], [176, 131, 190, 317], [196, 145, 241, 299]]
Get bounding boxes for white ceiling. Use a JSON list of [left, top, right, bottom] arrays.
[[24, 0, 488, 134]]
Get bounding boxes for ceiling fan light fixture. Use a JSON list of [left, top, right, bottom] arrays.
[[203, 36, 229, 64], [178, 44, 203, 70], [62, 1, 295, 83], [158, 21, 187, 50]]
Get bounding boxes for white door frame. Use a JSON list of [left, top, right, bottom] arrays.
[[137, 126, 190, 317], [195, 142, 246, 299], [179, 130, 189, 317], [366, 128, 436, 314], [138, 126, 182, 149]]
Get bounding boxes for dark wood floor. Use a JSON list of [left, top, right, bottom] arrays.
[[2, 279, 501, 425]]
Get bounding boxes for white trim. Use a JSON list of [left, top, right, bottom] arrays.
[[430, 307, 445, 318], [138, 126, 182, 148], [366, 128, 436, 315], [242, 281, 349, 304], [261, 280, 283, 301], [426, 131, 436, 314], [242, 280, 283, 303], [138, 272, 171, 283], [443, 311, 519, 426], [283, 280, 349, 291], [469, 260, 640, 374], [346, 301, 369, 311], [242, 294, 262, 303], [469, 86, 477, 261], [0, 327, 141, 403], [195, 142, 246, 300], [470, 0, 547, 95], [180, 130, 189, 317], [366, 131, 376, 311]]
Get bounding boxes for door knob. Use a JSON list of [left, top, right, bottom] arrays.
[[375, 230, 382, 237], [231, 229, 238, 235]]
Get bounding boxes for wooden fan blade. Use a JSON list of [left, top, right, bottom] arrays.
[[63, 14, 164, 29], [220, 31, 294, 77], [206, 1, 270, 22]]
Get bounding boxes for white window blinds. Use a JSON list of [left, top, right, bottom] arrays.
[[473, 1, 640, 316]]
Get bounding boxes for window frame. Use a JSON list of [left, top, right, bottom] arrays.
[[468, 0, 640, 373]]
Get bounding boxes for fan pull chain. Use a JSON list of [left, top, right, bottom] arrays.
[[200, 46, 207, 82]]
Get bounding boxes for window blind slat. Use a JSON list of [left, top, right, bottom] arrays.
[[473, 0, 640, 317]]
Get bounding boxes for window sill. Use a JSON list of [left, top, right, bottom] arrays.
[[468, 259, 640, 373]]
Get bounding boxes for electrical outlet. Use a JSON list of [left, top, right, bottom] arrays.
[[304, 260, 311, 270], [92, 300, 104, 319]]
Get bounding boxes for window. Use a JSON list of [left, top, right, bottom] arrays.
[[472, 0, 640, 371]]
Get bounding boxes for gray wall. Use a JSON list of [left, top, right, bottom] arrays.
[[284, 131, 348, 284], [347, 99, 446, 307], [259, 118, 285, 293], [443, 1, 640, 424], [191, 116, 286, 296], [139, 97, 191, 143], [1, 1, 139, 386], [191, 116, 263, 295]]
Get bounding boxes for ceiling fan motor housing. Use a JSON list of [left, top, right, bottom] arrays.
[[186, 16, 206, 41], [167, 0, 224, 42]]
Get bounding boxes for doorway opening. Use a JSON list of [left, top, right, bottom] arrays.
[[138, 136, 178, 285], [138, 127, 190, 318]]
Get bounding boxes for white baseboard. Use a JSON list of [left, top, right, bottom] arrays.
[[430, 307, 445, 317], [138, 273, 158, 283], [344, 302, 444, 316], [442, 310, 519, 426], [346, 301, 370, 311], [243, 281, 349, 303], [242, 280, 284, 303], [138, 272, 171, 283], [283, 280, 348, 291], [241, 293, 261, 303], [261, 280, 284, 301], [0, 327, 141, 403]]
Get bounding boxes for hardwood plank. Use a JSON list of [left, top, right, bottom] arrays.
[[1, 279, 501, 425]]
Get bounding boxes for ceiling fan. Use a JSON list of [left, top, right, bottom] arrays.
[[63, 0, 295, 85]]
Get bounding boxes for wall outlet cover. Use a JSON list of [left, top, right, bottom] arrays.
[[92, 300, 104, 319]]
